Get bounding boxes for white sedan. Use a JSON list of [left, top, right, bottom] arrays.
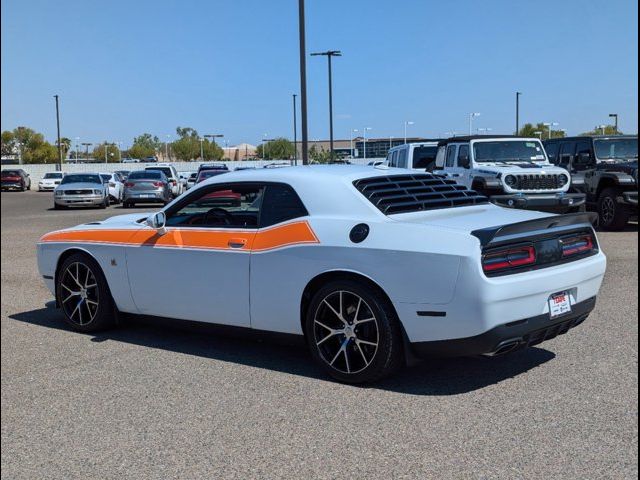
[[99, 172, 124, 204], [37, 166, 607, 383], [38, 172, 64, 191]]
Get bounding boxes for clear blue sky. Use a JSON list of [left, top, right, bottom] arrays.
[[1, 0, 638, 147]]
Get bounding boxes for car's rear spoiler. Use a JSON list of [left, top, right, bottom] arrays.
[[472, 212, 598, 247]]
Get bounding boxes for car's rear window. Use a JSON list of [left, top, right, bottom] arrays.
[[353, 174, 488, 215], [2, 170, 21, 177], [147, 167, 173, 178], [129, 171, 162, 180]]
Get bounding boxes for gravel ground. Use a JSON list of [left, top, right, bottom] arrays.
[[1, 190, 638, 479]]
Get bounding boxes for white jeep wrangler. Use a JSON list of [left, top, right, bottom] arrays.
[[432, 136, 586, 212]]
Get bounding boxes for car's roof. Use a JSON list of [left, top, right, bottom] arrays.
[[438, 135, 538, 146], [544, 135, 638, 142]]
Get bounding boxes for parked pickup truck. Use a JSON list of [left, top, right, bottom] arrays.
[[544, 135, 638, 230], [430, 136, 586, 213]]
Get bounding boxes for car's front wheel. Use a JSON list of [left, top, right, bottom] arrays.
[[56, 253, 116, 332], [304, 280, 404, 383], [598, 188, 629, 231]]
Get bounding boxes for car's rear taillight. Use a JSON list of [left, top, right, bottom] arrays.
[[124, 182, 135, 187], [153, 181, 164, 187], [560, 234, 594, 257], [482, 245, 536, 273]]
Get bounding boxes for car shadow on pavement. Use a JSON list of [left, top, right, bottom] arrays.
[[10, 304, 556, 396]]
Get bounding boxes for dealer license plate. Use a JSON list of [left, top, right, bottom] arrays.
[[549, 292, 571, 319]]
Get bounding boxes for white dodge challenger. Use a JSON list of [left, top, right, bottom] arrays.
[[37, 166, 607, 383]]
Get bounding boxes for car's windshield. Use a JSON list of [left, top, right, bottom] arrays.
[[43, 173, 63, 179], [412, 146, 438, 169], [473, 140, 547, 163], [594, 138, 638, 160], [60, 174, 102, 184], [128, 171, 163, 180]]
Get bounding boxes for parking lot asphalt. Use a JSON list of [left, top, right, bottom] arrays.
[[1, 190, 638, 479]]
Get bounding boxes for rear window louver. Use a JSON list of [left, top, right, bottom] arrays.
[[353, 174, 488, 215]]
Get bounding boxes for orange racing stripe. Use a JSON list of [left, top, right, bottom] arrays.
[[39, 220, 319, 252]]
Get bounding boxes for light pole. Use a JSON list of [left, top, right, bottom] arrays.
[[199, 138, 204, 161], [543, 122, 559, 139], [363, 127, 372, 161], [81, 143, 92, 163], [445, 131, 457, 138], [54, 95, 62, 171], [389, 136, 394, 152], [311, 50, 342, 159], [404, 121, 414, 144], [298, 0, 309, 164], [516, 92, 522, 134], [609, 114, 618, 134], [468, 113, 481, 135], [75, 137, 80, 163], [350, 129, 358, 158], [598, 125, 606, 135], [534, 131, 543, 139], [262, 134, 268, 160], [477, 127, 493, 135], [293, 93, 298, 165]]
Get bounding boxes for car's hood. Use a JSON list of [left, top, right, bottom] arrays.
[[56, 182, 104, 190], [475, 163, 565, 175], [390, 204, 553, 233]]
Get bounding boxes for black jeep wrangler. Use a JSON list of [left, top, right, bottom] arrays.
[[544, 135, 638, 230]]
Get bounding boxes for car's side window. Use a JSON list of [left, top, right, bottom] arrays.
[[545, 142, 560, 164], [397, 149, 408, 168], [390, 151, 398, 167], [259, 184, 308, 228], [456, 145, 470, 166], [445, 145, 457, 167], [165, 184, 265, 229], [559, 142, 576, 168]]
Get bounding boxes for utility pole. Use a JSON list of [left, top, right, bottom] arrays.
[[516, 92, 522, 135], [81, 143, 92, 163], [293, 94, 298, 165], [469, 113, 481, 136], [54, 95, 62, 171], [298, 0, 309, 164], [404, 121, 414, 144]]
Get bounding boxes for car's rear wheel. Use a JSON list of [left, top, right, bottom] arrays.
[[304, 280, 404, 383], [56, 253, 116, 332], [598, 188, 629, 231]]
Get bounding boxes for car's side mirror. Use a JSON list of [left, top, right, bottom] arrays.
[[146, 211, 167, 236], [458, 155, 471, 169]]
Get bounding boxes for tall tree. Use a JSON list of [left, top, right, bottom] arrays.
[[129, 133, 161, 159], [257, 138, 295, 160], [92, 143, 121, 163], [580, 125, 622, 136], [518, 122, 565, 139]]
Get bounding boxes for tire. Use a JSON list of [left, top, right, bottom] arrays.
[[123, 202, 131, 208], [304, 279, 404, 383], [54, 203, 65, 210], [100, 196, 109, 209], [55, 253, 116, 333], [598, 188, 629, 231]]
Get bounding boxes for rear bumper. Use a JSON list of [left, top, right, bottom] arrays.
[[411, 297, 596, 358], [490, 192, 586, 211], [124, 191, 167, 203], [1, 182, 23, 190]]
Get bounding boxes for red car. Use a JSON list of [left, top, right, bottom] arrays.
[[1, 169, 31, 191]]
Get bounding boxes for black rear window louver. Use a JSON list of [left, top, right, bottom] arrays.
[[353, 174, 489, 215]]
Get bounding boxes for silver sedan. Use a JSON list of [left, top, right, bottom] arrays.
[[122, 170, 172, 208]]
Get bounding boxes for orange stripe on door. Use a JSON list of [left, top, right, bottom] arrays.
[[39, 221, 319, 252]]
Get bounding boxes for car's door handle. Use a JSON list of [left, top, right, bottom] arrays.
[[228, 238, 247, 249]]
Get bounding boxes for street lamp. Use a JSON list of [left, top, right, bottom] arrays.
[[310, 50, 342, 159], [516, 92, 522, 134], [81, 143, 93, 163], [477, 127, 493, 135], [293, 93, 298, 165], [389, 136, 394, 152], [362, 127, 372, 161], [298, 0, 309, 164], [54, 95, 62, 171], [609, 114, 618, 134], [468, 113, 481, 135], [404, 121, 414, 144], [350, 129, 358, 158], [75, 137, 80, 163], [199, 138, 205, 161], [543, 122, 559, 139], [165, 134, 172, 161]]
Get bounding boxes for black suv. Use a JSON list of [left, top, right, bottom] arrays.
[[544, 135, 638, 230]]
